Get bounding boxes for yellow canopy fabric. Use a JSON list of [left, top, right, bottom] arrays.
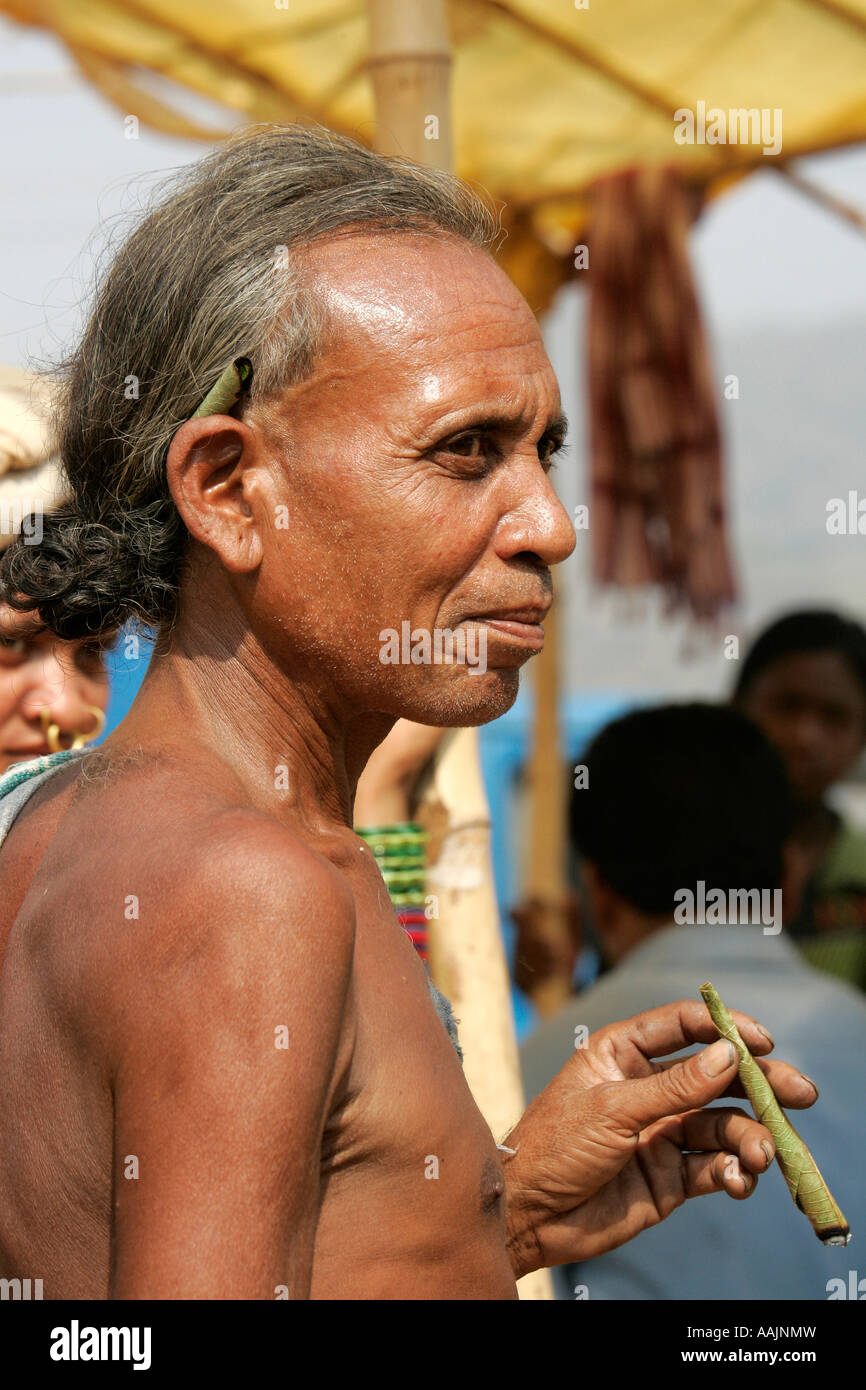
[[3, 0, 866, 304]]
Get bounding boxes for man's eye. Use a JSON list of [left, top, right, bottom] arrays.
[[540, 437, 565, 468], [446, 433, 486, 458], [431, 432, 500, 475]]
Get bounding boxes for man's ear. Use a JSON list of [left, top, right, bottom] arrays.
[[166, 416, 264, 575]]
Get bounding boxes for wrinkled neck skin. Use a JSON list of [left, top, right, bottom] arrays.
[[108, 577, 396, 835]]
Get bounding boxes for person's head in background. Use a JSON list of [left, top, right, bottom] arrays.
[[0, 367, 110, 775], [571, 703, 793, 968], [732, 610, 866, 818], [0, 600, 108, 776]]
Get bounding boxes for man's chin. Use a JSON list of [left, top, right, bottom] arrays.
[[391, 666, 521, 728]]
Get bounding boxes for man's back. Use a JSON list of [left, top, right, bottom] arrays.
[[522, 923, 866, 1300], [0, 747, 517, 1298]]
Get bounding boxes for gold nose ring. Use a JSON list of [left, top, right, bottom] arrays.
[[40, 705, 106, 753], [72, 705, 106, 749]]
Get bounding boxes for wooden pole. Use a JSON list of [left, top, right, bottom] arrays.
[[772, 163, 866, 237], [366, 0, 453, 170], [522, 601, 574, 1017], [365, 0, 552, 1299], [420, 731, 552, 1299]]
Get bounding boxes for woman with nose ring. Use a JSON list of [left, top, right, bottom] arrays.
[[0, 603, 109, 777], [0, 369, 110, 775], [39, 698, 106, 756]]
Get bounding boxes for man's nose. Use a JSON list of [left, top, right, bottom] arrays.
[[494, 470, 577, 568]]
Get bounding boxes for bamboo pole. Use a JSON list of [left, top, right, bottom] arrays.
[[420, 731, 552, 1299], [366, 0, 453, 170], [521, 602, 574, 1017], [422, 729, 526, 1131], [365, 0, 552, 1299], [773, 163, 866, 237]]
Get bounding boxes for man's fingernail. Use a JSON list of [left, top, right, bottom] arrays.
[[757, 1025, 774, 1047], [760, 1140, 774, 1168], [701, 1039, 736, 1075], [800, 1073, 819, 1097]]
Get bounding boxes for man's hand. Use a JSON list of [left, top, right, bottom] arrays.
[[502, 1000, 818, 1276]]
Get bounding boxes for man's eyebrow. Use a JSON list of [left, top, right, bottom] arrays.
[[435, 409, 569, 442]]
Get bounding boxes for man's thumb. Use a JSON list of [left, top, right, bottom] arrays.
[[609, 1039, 738, 1135]]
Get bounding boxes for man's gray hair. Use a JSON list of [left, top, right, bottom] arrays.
[[0, 123, 497, 640]]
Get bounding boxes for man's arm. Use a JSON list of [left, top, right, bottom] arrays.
[[104, 812, 355, 1299]]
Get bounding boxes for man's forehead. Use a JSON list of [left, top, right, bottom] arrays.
[[299, 231, 554, 410], [301, 228, 526, 318]]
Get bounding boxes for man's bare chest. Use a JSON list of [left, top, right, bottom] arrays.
[[308, 860, 515, 1297]]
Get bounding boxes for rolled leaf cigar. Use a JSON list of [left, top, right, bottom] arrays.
[[700, 981, 851, 1247], [191, 356, 253, 418]]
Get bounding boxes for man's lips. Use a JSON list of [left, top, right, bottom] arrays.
[[465, 607, 549, 650], [483, 617, 544, 645]]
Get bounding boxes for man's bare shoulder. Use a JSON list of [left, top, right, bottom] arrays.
[[168, 802, 355, 933], [63, 751, 358, 1038], [75, 744, 354, 920], [147, 806, 355, 972]]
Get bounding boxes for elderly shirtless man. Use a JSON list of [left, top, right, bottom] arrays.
[[0, 125, 817, 1300]]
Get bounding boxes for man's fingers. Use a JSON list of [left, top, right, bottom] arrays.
[[677, 1107, 775, 1174], [592, 1000, 776, 1073], [683, 1150, 760, 1201], [601, 1039, 740, 1136], [634, 1117, 761, 1224], [726, 1056, 819, 1110], [654, 1054, 818, 1109]]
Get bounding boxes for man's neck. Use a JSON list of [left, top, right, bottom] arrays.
[[112, 607, 395, 831]]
